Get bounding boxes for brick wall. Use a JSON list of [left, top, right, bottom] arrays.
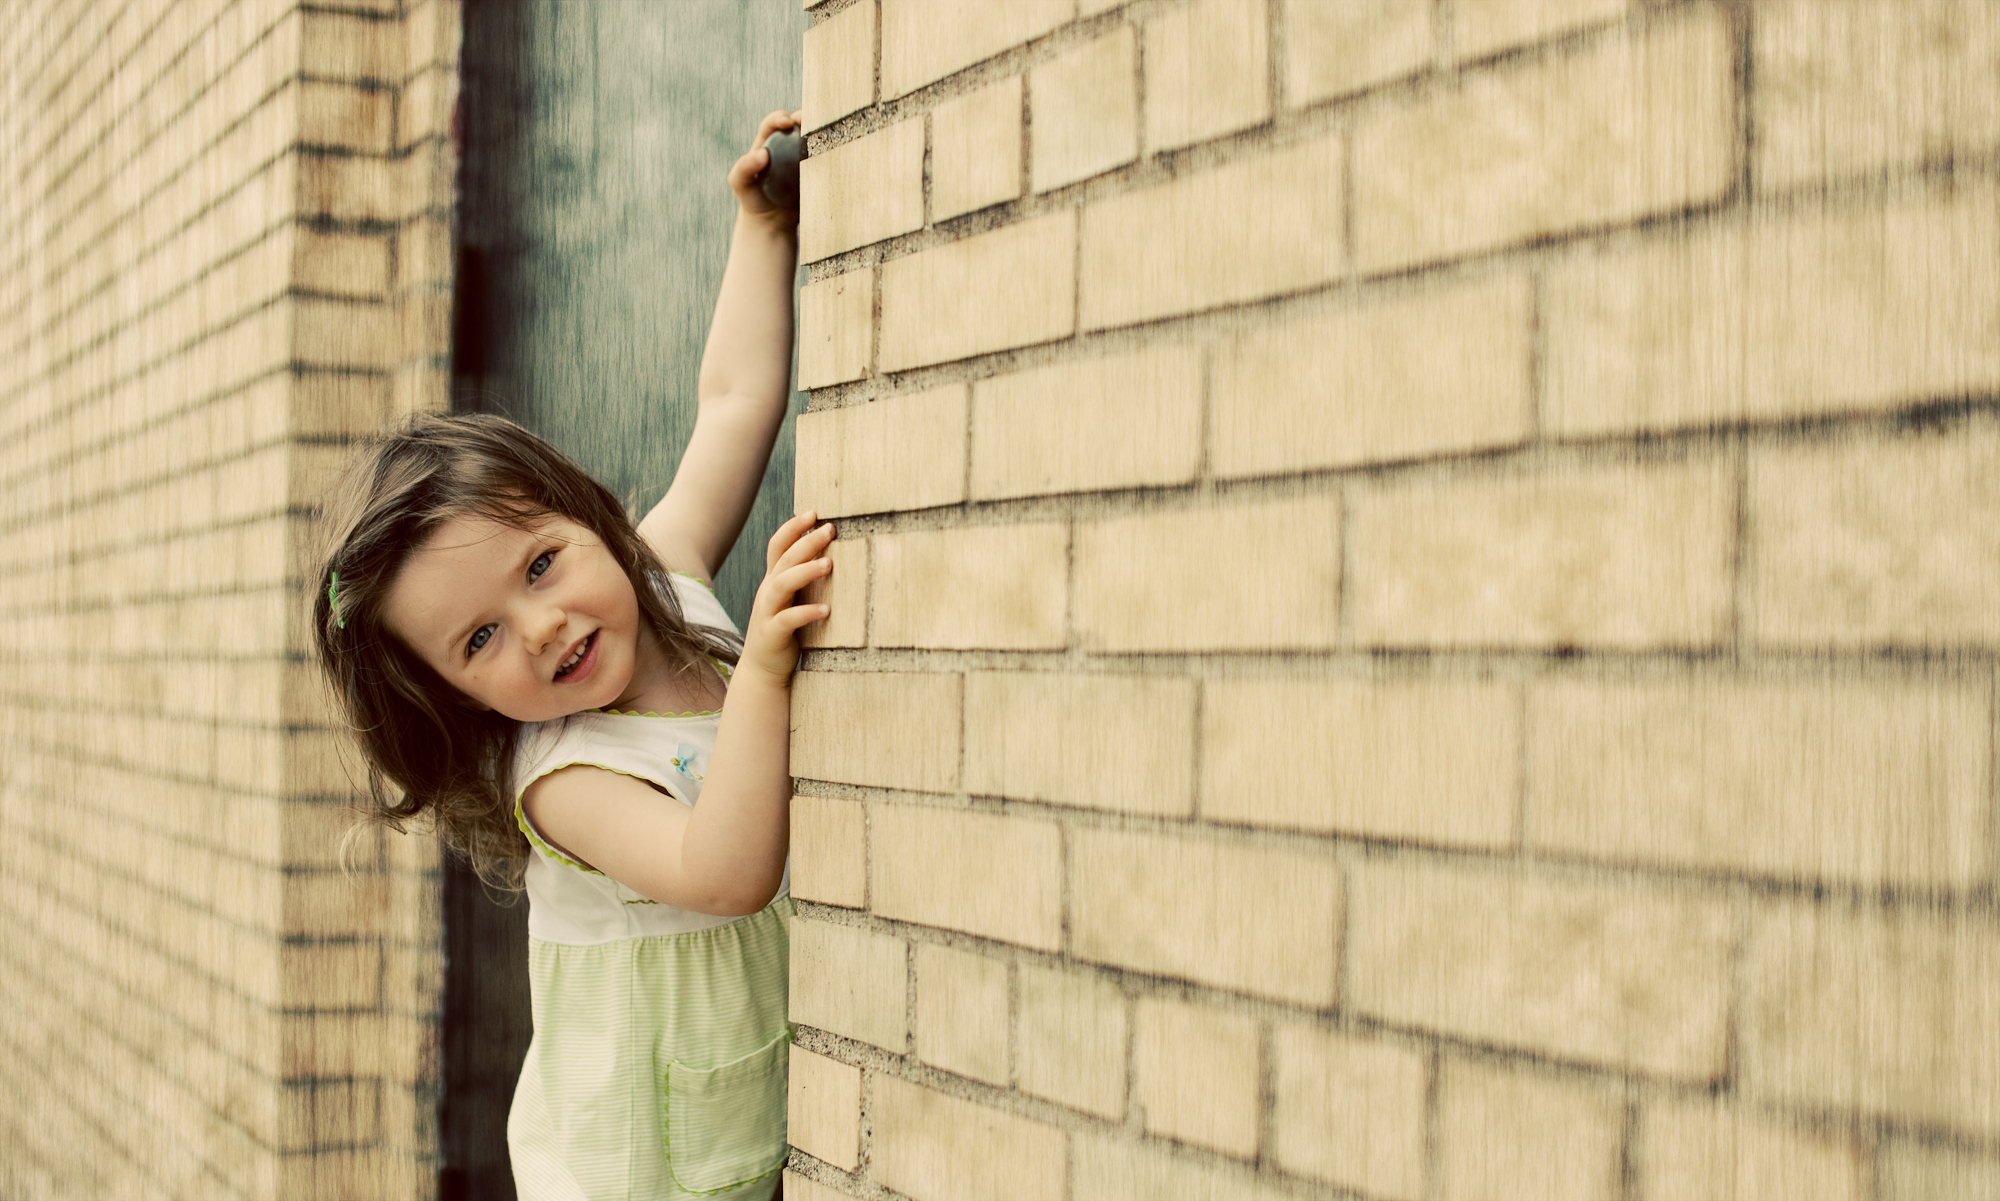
[[785, 1, 2000, 1198], [0, 1, 458, 1196]]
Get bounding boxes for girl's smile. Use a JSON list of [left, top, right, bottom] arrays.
[[381, 512, 661, 722]]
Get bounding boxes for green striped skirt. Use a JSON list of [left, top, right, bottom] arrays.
[[508, 897, 793, 1200]]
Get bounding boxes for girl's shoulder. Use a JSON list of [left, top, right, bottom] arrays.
[[662, 570, 737, 637]]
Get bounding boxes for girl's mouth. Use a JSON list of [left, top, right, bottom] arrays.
[[554, 631, 599, 683]]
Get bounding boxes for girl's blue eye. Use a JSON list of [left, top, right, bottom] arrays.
[[466, 624, 495, 657], [530, 549, 556, 581]]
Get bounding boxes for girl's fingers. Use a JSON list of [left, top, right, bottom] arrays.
[[769, 603, 831, 632], [766, 557, 831, 597], [764, 511, 819, 569], [766, 519, 835, 572], [751, 109, 798, 151]]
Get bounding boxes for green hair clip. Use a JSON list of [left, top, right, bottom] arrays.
[[328, 570, 346, 629]]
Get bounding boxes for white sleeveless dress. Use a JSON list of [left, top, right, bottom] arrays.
[[505, 575, 791, 1201]]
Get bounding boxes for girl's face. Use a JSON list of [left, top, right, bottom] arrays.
[[380, 512, 648, 722]]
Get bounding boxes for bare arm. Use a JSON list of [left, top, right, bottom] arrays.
[[638, 110, 803, 582], [521, 515, 835, 914]]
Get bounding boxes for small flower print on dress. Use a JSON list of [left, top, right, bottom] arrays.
[[670, 745, 707, 782]]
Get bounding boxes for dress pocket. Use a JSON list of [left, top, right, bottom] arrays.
[[663, 1026, 792, 1195]]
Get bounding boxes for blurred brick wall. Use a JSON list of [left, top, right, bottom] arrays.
[[783, 1, 2000, 1198], [0, 1, 458, 1196]]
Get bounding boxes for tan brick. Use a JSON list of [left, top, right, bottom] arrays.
[[293, 230, 391, 300], [1135, 998, 1260, 1157], [1271, 1025, 1426, 1198], [1076, 497, 1339, 652], [797, 268, 874, 389], [795, 386, 966, 517], [1749, 428, 2000, 647], [1072, 1133, 1298, 1201], [803, 0, 875, 132], [879, 212, 1076, 371], [800, 118, 925, 262], [298, 81, 392, 152], [1880, 1139, 2000, 1201], [1640, 1100, 1864, 1201], [872, 1075, 1067, 1201], [1527, 676, 1990, 888], [1071, 827, 1341, 1004], [1285, 0, 1433, 104], [1756, 0, 2000, 192], [295, 298, 397, 369], [1543, 187, 2000, 437], [871, 804, 1062, 950], [1346, 860, 1734, 1079], [933, 76, 1024, 220], [964, 672, 1195, 816], [1742, 901, 2000, 1136], [1030, 29, 1137, 192], [1203, 677, 1517, 846], [791, 795, 866, 907], [914, 943, 1008, 1084], [301, 10, 402, 80], [1080, 134, 1343, 329], [1212, 274, 1531, 478], [1354, 8, 1734, 273], [787, 1046, 861, 1171], [969, 344, 1201, 500], [1347, 458, 1736, 649], [791, 672, 960, 792], [399, 65, 454, 149], [788, 918, 908, 1052], [879, 0, 1072, 99], [798, 536, 868, 650], [1145, 0, 1270, 152], [1456, 0, 1626, 61], [1438, 1059, 1623, 1201], [781, 1173, 852, 1201], [871, 524, 1067, 649], [1017, 965, 1126, 1119], [394, 216, 453, 291]]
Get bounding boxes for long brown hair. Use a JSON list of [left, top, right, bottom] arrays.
[[312, 412, 741, 889]]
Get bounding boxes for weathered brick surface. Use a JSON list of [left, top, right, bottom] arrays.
[[796, 384, 966, 517], [797, 535, 868, 650], [1016, 965, 1127, 1118], [871, 1075, 1068, 1201], [1080, 135, 1344, 329], [804, 0, 875, 132], [797, 269, 874, 388], [970, 344, 1202, 500], [1748, 427, 2000, 647], [1030, 29, 1137, 192], [790, 795, 867, 907], [789, 918, 909, 1052], [1271, 1025, 1427, 1198], [1071, 828, 1341, 1004], [1639, 1100, 1864, 1201], [1144, 0, 1270, 153], [1203, 677, 1518, 844], [879, 212, 1077, 370], [1527, 675, 1990, 887], [1211, 274, 1532, 477], [1071, 1133, 1298, 1201], [1543, 186, 2000, 436], [1347, 458, 1736, 649], [878, 0, 1071, 99], [788, 1046, 862, 1170], [1880, 1140, 2000, 1201], [1437, 1059, 1624, 1201], [871, 523, 1068, 649], [1354, 7, 1735, 273], [1754, 0, 2000, 191], [871, 804, 1063, 949], [1455, 0, 1627, 61], [914, 943, 1009, 1084], [800, 118, 925, 262], [1742, 902, 2000, 1136], [1345, 860, 1736, 1079], [964, 671, 1196, 815], [1284, 0, 1432, 105], [932, 77, 1024, 221], [1074, 498, 1341, 652], [1134, 997, 1261, 1157], [791, 672, 961, 792]]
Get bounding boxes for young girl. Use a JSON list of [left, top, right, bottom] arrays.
[[312, 112, 824, 1201]]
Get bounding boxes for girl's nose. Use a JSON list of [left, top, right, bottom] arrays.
[[521, 603, 567, 656]]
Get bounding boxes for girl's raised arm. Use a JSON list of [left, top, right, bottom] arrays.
[[638, 109, 803, 582]]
